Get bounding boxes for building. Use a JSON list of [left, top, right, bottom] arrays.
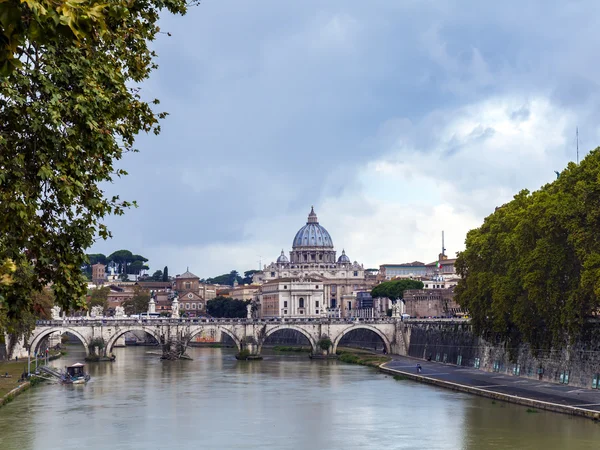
[[91, 263, 106, 285], [255, 207, 375, 318], [260, 278, 325, 318], [425, 253, 457, 277], [175, 269, 205, 316], [402, 288, 464, 318], [229, 285, 260, 301], [378, 262, 427, 280]]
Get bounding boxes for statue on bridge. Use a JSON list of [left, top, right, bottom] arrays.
[[246, 304, 252, 319], [391, 301, 402, 318], [115, 306, 125, 318], [51, 305, 62, 320], [171, 296, 180, 318], [90, 305, 104, 318]]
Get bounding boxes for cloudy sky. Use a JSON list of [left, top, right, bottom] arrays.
[[92, 0, 600, 278]]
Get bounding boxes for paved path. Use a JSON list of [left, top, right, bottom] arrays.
[[383, 355, 600, 416]]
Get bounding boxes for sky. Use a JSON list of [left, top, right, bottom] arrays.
[[91, 0, 600, 278]]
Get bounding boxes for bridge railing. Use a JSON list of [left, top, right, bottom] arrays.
[[35, 316, 398, 327]]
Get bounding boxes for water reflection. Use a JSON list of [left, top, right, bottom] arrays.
[[0, 346, 599, 450]]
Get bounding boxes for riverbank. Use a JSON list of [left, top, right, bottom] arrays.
[[0, 350, 63, 408], [382, 355, 600, 421], [336, 347, 391, 368]]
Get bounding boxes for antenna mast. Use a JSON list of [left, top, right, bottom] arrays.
[[442, 231, 446, 257]]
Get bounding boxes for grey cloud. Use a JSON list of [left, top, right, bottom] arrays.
[[93, 0, 600, 275]]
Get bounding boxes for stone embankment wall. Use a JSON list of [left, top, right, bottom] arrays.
[[405, 321, 600, 390]]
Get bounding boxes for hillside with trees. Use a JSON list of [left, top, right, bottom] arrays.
[[455, 148, 600, 350], [371, 279, 424, 300]]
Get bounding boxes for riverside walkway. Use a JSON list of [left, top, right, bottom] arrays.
[[382, 355, 600, 420]]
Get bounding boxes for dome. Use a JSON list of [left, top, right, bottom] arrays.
[[277, 250, 289, 263], [292, 207, 334, 248], [337, 249, 350, 263]]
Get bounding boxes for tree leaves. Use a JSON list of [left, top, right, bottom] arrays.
[[0, 0, 188, 332], [455, 150, 600, 350]]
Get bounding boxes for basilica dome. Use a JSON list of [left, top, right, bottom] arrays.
[[292, 207, 334, 248], [337, 250, 350, 263], [277, 250, 289, 263]]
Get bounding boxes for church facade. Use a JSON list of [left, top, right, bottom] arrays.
[[255, 207, 374, 318]]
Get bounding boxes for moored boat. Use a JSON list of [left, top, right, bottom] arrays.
[[61, 363, 91, 384]]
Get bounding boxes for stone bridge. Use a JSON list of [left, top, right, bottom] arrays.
[[28, 317, 409, 359]]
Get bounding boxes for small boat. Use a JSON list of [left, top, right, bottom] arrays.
[[61, 363, 91, 384]]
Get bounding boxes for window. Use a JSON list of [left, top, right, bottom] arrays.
[[315, 301, 319, 307], [185, 282, 191, 290], [300, 310, 304, 314], [284, 285, 287, 289], [319, 254, 322, 260], [192, 303, 196, 309], [271, 272, 275, 277], [353, 271, 358, 276], [331, 299, 337, 308], [198, 303, 203, 310], [316, 310, 319, 314], [299, 298, 305, 308], [284, 310, 287, 315], [315, 285, 319, 289], [185, 303, 190, 310], [347, 301, 351, 309], [284, 301, 288, 307]]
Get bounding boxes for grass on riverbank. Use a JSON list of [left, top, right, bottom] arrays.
[[0, 360, 29, 398], [336, 347, 391, 368], [0, 350, 63, 398], [272, 346, 312, 353]]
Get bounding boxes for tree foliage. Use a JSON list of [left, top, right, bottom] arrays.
[[151, 270, 163, 281], [121, 286, 150, 315], [88, 286, 109, 311], [162, 266, 169, 282], [206, 296, 249, 318], [371, 279, 424, 300], [205, 270, 243, 286], [0, 0, 189, 331], [455, 149, 600, 350]]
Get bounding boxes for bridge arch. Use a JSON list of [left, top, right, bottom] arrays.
[[259, 325, 317, 354], [29, 327, 90, 356], [187, 326, 242, 352], [105, 327, 161, 356], [332, 325, 391, 355]]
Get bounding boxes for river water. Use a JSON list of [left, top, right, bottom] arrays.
[[1, 346, 599, 450]]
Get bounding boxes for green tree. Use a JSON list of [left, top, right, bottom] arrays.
[[122, 286, 150, 315], [242, 270, 260, 284], [371, 279, 424, 300], [162, 266, 169, 282], [151, 270, 163, 282], [206, 270, 243, 286], [0, 0, 189, 332], [88, 287, 109, 311], [206, 296, 249, 318], [455, 148, 600, 351]]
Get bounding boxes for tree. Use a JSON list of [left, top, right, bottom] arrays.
[[455, 148, 600, 351], [88, 287, 109, 312], [206, 270, 243, 286], [151, 270, 163, 282], [122, 286, 150, 315], [206, 297, 249, 318], [242, 270, 260, 284], [0, 0, 190, 332], [162, 266, 169, 282], [371, 279, 424, 301]]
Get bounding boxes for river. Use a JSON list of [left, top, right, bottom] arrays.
[[0, 346, 599, 449]]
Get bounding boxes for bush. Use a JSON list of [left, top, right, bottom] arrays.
[[318, 337, 332, 351], [236, 349, 250, 360]]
